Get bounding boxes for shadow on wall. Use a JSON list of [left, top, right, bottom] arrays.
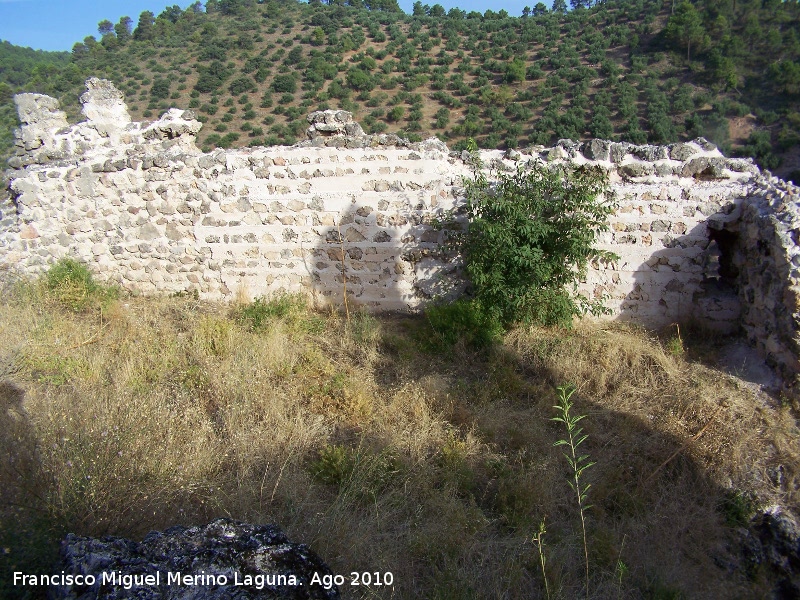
[[305, 199, 464, 315], [618, 204, 744, 335]]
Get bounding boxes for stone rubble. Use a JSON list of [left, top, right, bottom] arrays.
[[2, 78, 799, 388]]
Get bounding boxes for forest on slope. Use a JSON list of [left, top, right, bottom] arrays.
[[0, 0, 798, 181]]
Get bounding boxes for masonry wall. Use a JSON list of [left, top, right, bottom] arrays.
[[2, 79, 799, 384]]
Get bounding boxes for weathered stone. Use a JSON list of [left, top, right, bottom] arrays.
[[5, 88, 800, 389], [143, 108, 202, 142], [653, 162, 675, 177], [633, 145, 667, 162], [681, 157, 728, 179], [139, 223, 160, 241], [693, 137, 717, 151], [610, 143, 631, 163], [619, 163, 655, 178], [581, 139, 611, 161], [669, 143, 697, 162], [650, 220, 671, 232], [740, 507, 800, 596], [80, 78, 131, 136], [51, 518, 340, 600]]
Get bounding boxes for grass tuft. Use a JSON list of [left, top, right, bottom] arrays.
[[43, 258, 119, 312], [235, 292, 325, 334]]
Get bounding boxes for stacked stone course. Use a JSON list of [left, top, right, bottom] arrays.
[[2, 79, 799, 384]]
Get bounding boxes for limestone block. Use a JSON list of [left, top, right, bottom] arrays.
[[143, 108, 202, 141], [80, 78, 131, 136]]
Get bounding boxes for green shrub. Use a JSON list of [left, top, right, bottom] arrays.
[[420, 299, 503, 352], [453, 148, 617, 327], [348, 310, 381, 347], [309, 445, 354, 486], [44, 259, 118, 312]]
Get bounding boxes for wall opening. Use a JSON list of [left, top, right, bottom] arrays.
[[707, 227, 741, 289], [690, 225, 743, 333]]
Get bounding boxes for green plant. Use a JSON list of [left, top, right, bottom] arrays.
[[44, 258, 118, 312], [552, 384, 594, 598], [532, 519, 551, 600], [347, 310, 381, 347], [719, 490, 758, 527], [666, 324, 685, 357], [310, 445, 354, 486], [615, 535, 627, 600], [419, 299, 504, 352], [309, 445, 400, 501], [454, 144, 617, 327], [235, 293, 323, 334]]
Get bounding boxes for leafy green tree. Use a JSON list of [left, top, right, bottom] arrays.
[[665, 2, 708, 60], [532, 2, 548, 15], [194, 60, 232, 93], [504, 58, 526, 83], [387, 105, 404, 121], [229, 76, 256, 95], [453, 156, 617, 327], [429, 4, 446, 17], [150, 78, 170, 100], [346, 67, 374, 91], [434, 107, 449, 128], [71, 42, 88, 60], [160, 5, 183, 23], [272, 74, 297, 93], [133, 11, 155, 41], [589, 113, 613, 139], [0, 82, 12, 103], [769, 61, 800, 96], [115, 16, 133, 43], [98, 20, 115, 37]]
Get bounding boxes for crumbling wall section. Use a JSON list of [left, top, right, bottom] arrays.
[[2, 79, 799, 382]]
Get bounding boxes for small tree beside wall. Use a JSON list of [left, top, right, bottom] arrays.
[[448, 153, 618, 329]]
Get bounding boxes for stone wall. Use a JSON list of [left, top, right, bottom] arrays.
[[2, 79, 800, 383]]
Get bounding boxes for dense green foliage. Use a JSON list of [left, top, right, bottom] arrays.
[[0, 0, 798, 177], [453, 157, 616, 327], [420, 298, 504, 351]]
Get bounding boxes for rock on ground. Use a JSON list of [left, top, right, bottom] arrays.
[[50, 518, 341, 599]]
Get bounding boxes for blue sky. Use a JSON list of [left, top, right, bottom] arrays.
[[0, 0, 542, 52]]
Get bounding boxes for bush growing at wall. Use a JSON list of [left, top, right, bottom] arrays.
[[453, 151, 617, 328], [420, 299, 504, 352], [44, 258, 118, 312]]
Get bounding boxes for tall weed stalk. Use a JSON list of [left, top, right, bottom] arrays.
[[552, 384, 594, 599]]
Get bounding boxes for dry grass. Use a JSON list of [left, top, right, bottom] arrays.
[[1, 278, 798, 599]]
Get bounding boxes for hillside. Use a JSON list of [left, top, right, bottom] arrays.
[[0, 0, 799, 180]]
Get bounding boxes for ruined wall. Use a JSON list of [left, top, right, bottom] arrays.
[[2, 79, 800, 382]]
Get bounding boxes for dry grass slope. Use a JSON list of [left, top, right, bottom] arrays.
[[0, 269, 798, 599]]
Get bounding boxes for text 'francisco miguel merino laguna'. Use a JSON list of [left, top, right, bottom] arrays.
[[13, 571, 300, 590]]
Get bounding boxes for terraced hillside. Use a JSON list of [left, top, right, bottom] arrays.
[[0, 0, 799, 179]]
